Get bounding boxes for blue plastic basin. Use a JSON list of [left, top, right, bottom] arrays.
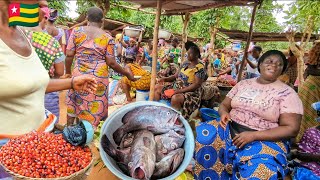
[[200, 108, 220, 122]]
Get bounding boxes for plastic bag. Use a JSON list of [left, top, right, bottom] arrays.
[[62, 121, 87, 146]]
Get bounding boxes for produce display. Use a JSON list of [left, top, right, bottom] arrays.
[[0, 132, 92, 178], [101, 105, 186, 180]]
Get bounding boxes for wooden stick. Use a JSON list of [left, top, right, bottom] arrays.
[[181, 12, 191, 63], [149, 0, 162, 101], [69, 20, 87, 30], [237, 4, 258, 82]]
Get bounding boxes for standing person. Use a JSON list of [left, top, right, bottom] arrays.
[[0, 0, 98, 140], [109, 33, 123, 78], [142, 40, 153, 67], [22, 5, 65, 119], [296, 42, 320, 142], [285, 49, 298, 87], [44, 8, 66, 53], [161, 37, 181, 66], [65, 7, 136, 128], [245, 46, 262, 79]]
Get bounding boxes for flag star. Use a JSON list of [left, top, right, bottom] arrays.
[[11, 6, 17, 14]]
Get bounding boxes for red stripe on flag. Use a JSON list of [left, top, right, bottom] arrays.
[[8, 3, 20, 17]]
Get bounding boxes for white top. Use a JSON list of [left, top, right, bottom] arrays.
[[246, 55, 260, 74], [0, 28, 49, 135]]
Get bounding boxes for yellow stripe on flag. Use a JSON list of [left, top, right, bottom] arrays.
[[20, 7, 39, 14], [9, 16, 38, 23]]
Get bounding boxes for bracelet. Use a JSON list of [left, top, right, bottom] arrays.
[[71, 77, 75, 90]]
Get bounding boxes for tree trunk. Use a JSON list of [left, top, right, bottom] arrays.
[[181, 13, 191, 63]]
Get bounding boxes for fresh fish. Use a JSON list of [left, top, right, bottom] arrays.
[[113, 106, 182, 145], [152, 148, 185, 179], [101, 134, 131, 165], [128, 130, 156, 180], [155, 130, 186, 161], [120, 131, 137, 149]]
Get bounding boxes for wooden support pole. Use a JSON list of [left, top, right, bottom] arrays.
[[149, 0, 162, 101], [237, 4, 258, 82], [181, 13, 191, 63]]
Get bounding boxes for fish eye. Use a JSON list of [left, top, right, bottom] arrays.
[[167, 112, 170, 116]]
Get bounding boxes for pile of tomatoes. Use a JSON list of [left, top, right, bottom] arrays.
[[0, 132, 92, 178]]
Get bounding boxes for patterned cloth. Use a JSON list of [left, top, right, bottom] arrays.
[[297, 75, 320, 142], [297, 127, 320, 176], [121, 63, 151, 90], [24, 30, 65, 71], [109, 43, 123, 77], [227, 78, 303, 131], [195, 120, 291, 180], [166, 47, 181, 64], [24, 30, 65, 118], [66, 26, 114, 127], [161, 62, 207, 119]]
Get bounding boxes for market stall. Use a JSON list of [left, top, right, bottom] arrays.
[[115, 0, 262, 100]]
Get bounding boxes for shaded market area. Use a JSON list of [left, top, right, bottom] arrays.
[[0, 0, 320, 180]]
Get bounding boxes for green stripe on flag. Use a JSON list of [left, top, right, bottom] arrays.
[[20, 3, 39, 9], [9, 21, 39, 27], [20, 12, 39, 18]]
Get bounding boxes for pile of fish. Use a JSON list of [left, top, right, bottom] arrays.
[[101, 106, 186, 180]]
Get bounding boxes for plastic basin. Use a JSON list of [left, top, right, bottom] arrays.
[[99, 101, 194, 180], [200, 108, 220, 122]]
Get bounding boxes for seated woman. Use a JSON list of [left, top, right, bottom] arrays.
[[291, 111, 320, 179], [157, 53, 179, 79], [121, 55, 151, 102], [194, 50, 303, 180], [154, 45, 208, 119]]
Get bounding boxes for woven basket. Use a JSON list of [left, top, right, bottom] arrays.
[[1, 151, 94, 180]]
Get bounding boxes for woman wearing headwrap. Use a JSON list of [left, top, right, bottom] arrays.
[[44, 8, 66, 53]]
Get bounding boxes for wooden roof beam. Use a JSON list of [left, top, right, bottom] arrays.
[[163, 1, 259, 15]]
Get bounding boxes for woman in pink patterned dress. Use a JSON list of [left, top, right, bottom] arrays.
[[65, 7, 135, 127]]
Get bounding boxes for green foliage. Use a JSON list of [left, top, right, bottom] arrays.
[[284, 0, 320, 33]]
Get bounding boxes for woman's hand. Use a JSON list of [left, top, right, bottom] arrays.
[[60, 74, 72, 79], [72, 75, 97, 93], [232, 131, 257, 148], [128, 75, 139, 82], [219, 112, 231, 129], [157, 78, 165, 83]]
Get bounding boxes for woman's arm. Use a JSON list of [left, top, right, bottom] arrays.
[[161, 71, 179, 82], [254, 113, 302, 141], [46, 75, 97, 93], [218, 67, 232, 76], [106, 56, 135, 81], [295, 152, 320, 162], [65, 50, 75, 75], [233, 113, 302, 148], [218, 97, 232, 128], [53, 62, 65, 78], [174, 76, 204, 94]]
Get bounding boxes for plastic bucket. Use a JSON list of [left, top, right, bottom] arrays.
[[200, 108, 220, 122], [136, 90, 149, 101], [99, 101, 195, 180]]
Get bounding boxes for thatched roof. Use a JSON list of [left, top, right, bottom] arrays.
[[122, 0, 261, 15], [218, 28, 319, 42]]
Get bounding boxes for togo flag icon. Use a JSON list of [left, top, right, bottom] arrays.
[[8, 3, 39, 27]]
